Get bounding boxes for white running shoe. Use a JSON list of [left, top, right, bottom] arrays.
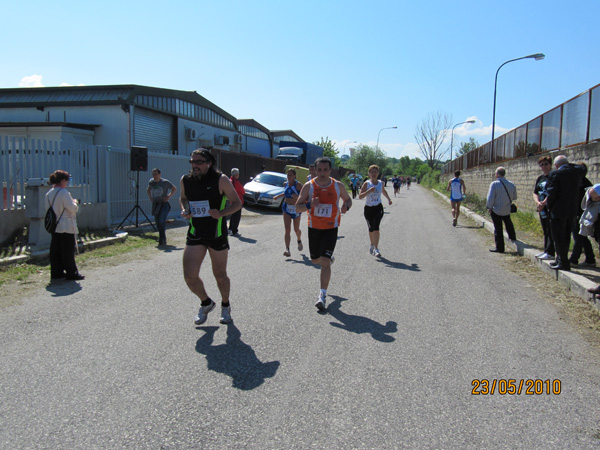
[[539, 253, 553, 260], [315, 294, 326, 311], [535, 252, 546, 259], [220, 305, 232, 324], [369, 245, 374, 255], [194, 300, 216, 325], [373, 248, 381, 257]]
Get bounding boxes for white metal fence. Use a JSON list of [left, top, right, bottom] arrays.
[[0, 136, 98, 209], [1, 138, 190, 226], [102, 146, 188, 226]]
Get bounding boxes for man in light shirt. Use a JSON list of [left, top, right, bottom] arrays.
[[486, 167, 517, 253]]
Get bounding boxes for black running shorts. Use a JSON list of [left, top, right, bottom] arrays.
[[186, 235, 230, 251], [308, 227, 338, 260], [363, 203, 384, 232]]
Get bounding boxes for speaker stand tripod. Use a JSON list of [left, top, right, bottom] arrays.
[[117, 170, 157, 231]]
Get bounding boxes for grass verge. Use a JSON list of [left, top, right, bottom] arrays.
[[0, 230, 166, 310]]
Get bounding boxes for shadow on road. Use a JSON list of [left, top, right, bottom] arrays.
[[289, 254, 320, 268], [45, 280, 83, 297], [456, 225, 484, 229], [376, 257, 420, 271], [157, 244, 183, 252], [326, 295, 397, 343], [235, 234, 258, 244], [195, 324, 280, 390]]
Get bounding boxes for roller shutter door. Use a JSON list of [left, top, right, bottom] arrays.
[[134, 108, 175, 153]]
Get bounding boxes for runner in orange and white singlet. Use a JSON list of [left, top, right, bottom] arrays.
[[295, 157, 352, 311], [307, 176, 341, 229]]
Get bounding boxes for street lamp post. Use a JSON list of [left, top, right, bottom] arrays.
[[343, 140, 357, 156], [450, 120, 475, 161], [491, 53, 545, 154], [376, 126, 397, 150]]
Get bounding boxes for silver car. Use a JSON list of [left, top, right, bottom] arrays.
[[243, 171, 287, 209]]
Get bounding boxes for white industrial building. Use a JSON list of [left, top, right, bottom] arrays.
[[0, 84, 308, 157]]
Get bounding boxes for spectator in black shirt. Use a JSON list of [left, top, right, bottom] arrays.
[[532, 156, 554, 260]]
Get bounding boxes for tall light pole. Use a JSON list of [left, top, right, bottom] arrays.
[[491, 53, 545, 154], [450, 120, 475, 161], [376, 126, 397, 150]]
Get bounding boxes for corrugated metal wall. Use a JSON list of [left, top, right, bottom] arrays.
[[133, 107, 175, 154]]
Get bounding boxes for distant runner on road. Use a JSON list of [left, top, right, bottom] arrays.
[[273, 168, 304, 257], [392, 176, 401, 197], [359, 165, 392, 258], [446, 170, 466, 226]]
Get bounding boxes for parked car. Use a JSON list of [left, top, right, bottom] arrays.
[[243, 171, 287, 209]]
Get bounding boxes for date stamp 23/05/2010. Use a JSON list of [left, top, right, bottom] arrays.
[[471, 379, 561, 395]]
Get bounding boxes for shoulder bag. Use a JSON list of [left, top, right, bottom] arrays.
[[44, 189, 65, 233], [500, 181, 517, 213]]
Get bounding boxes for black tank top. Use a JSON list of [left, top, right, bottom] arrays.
[[182, 170, 227, 239]]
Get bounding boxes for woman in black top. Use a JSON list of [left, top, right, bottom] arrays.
[[532, 155, 554, 260]]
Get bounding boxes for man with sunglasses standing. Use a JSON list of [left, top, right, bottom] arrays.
[[180, 148, 242, 325]]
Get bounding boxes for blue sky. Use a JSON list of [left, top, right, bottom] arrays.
[[2, 0, 598, 160]]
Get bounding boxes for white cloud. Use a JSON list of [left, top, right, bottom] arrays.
[[384, 142, 421, 159], [333, 139, 360, 155], [17, 76, 85, 88], [19, 74, 44, 87], [450, 117, 511, 141]]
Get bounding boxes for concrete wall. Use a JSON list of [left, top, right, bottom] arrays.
[[0, 208, 28, 244], [0, 203, 108, 246], [444, 141, 600, 213]]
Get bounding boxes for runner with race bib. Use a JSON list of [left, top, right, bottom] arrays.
[[179, 148, 242, 326], [295, 157, 352, 311], [359, 164, 392, 258], [273, 168, 304, 257]]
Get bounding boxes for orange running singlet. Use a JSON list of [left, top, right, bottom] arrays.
[[308, 178, 341, 229]]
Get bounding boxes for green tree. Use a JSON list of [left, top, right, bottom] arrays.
[[313, 136, 340, 167], [347, 144, 388, 176], [457, 137, 480, 156], [415, 161, 431, 182], [396, 156, 412, 175]]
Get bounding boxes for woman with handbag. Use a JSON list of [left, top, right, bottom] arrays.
[[45, 170, 84, 281]]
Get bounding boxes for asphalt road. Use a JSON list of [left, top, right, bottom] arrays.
[[2, 185, 600, 449]]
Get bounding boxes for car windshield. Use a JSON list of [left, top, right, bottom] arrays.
[[254, 173, 286, 187]]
